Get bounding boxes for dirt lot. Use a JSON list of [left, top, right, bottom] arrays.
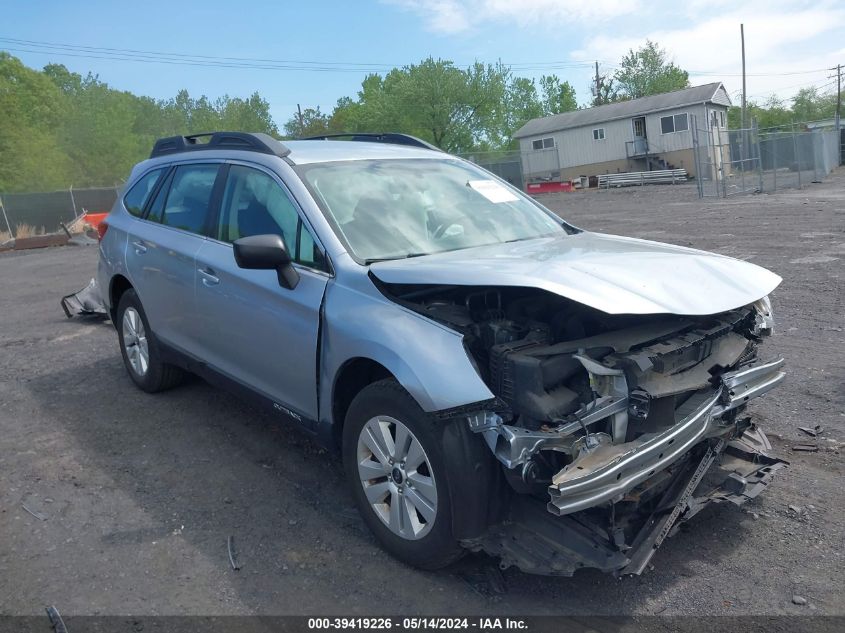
[[1, 171, 844, 619]]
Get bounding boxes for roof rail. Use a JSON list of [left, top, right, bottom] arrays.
[[149, 132, 291, 159], [300, 132, 441, 151]]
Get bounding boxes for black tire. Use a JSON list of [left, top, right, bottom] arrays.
[[116, 288, 184, 393], [343, 379, 473, 570]]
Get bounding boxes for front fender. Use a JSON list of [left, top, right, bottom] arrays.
[[319, 280, 493, 424]]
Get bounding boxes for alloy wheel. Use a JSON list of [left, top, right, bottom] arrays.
[[356, 415, 438, 540], [122, 307, 149, 376]]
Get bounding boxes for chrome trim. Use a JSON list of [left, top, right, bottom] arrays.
[[713, 358, 786, 415], [548, 390, 721, 515], [547, 357, 786, 516]]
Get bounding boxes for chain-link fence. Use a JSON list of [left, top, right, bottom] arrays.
[[0, 186, 121, 237], [692, 114, 842, 198], [457, 147, 561, 191]]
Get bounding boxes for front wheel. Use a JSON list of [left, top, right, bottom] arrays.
[[343, 379, 465, 570]]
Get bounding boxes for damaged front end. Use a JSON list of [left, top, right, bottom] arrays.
[[388, 284, 786, 575]]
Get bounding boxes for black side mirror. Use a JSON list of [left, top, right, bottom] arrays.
[[233, 234, 300, 290]]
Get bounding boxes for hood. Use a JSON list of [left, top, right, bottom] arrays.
[[369, 232, 781, 315]]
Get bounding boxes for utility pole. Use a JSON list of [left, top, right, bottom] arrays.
[[594, 61, 601, 106], [740, 24, 747, 132], [297, 103, 304, 137], [836, 64, 841, 133]]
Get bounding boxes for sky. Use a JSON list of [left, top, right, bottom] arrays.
[[3, 0, 843, 126]]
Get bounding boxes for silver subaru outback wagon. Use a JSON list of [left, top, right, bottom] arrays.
[[98, 131, 786, 576]]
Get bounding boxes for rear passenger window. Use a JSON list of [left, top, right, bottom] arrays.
[[123, 168, 164, 217], [157, 164, 219, 235]]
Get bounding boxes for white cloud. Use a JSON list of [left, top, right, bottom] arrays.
[[385, 0, 844, 101], [571, 2, 845, 101], [385, 0, 639, 34]]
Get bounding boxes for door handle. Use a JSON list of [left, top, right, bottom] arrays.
[[198, 267, 220, 286], [131, 240, 147, 254]]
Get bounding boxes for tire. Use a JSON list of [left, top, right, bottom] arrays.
[[343, 379, 468, 570], [116, 288, 184, 393]]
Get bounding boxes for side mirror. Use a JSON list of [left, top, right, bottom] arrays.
[[233, 234, 299, 290]]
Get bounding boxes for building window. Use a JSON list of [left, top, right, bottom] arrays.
[[660, 113, 689, 134], [719, 111, 726, 128], [592, 128, 605, 141], [532, 137, 555, 150]]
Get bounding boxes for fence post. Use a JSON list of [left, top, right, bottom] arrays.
[[69, 185, 78, 217], [772, 132, 777, 191], [753, 119, 763, 193], [691, 116, 704, 198], [792, 124, 802, 189], [714, 125, 726, 197], [0, 195, 13, 238]]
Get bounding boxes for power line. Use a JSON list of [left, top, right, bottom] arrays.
[[688, 67, 831, 77], [0, 36, 601, 73], [742, 76, 839, 101]]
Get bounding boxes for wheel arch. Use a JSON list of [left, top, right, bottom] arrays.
[[109, 274, 134, 322], [330, 357, 394, 448]]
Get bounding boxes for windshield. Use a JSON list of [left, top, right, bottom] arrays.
[[296, 158, 567, 263]]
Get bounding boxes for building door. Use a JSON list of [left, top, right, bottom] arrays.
[[632, 117, 647, 154]]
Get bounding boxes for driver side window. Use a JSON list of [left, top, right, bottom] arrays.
[[217, 165, 327, 271]]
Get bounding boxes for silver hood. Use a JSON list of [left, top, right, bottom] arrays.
[[369, 232, 781, 315]]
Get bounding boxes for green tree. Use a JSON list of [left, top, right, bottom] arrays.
[[539, 75, 577, 114], [614, 40, 689, 100], [500, 76, 543, 146], [591, 72, 619, 107], [283, 106, 333, 138], [792, 87, 837, 123], [0, 53, 73, 191], [329, 58, 509, 153], [217, 92, 278, 134]]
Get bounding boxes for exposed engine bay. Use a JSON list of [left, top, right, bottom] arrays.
[[382, 282, 786, 575]]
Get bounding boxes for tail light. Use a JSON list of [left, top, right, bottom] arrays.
[[97, 220, 109, 241]]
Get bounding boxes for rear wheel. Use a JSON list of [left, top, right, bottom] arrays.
[[116, 289, 184, 393], [343, 379, 465, 569]]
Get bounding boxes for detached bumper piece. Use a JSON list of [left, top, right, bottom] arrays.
[[61, 278, 107, 319]]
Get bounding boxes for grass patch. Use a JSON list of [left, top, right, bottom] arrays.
[[14, 223, 46, 239]]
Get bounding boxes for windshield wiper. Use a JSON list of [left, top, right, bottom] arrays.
[[364, 252, 428, 265]]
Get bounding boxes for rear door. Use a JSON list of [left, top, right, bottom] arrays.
[[194, 163, 331, 421], [125, 162, 223, 355]]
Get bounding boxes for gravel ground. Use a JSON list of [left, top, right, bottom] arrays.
[[1, 170, 843, 619]]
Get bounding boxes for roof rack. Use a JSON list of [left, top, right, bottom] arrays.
[[149, 132, 291, 159], [300, 132, 441, 151]]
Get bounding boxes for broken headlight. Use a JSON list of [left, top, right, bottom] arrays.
[[753, 295, 775, 335]]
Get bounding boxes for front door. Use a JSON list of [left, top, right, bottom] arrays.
[[632, 117, 647, 154], [193, 163, 330, 421]]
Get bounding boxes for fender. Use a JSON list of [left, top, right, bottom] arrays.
[[317, 279, 494, 441]]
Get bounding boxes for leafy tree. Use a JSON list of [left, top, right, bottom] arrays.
[[728, 95, 792, 130], [590, 71, 619, 107], [329, 58, 509, 153], [792, 87, 837, 123], [283, 106, 333, 138], [728, 89, 841, 131], [614, 40, 689, 100], [0, 53, 73, 191], [499, 76, 544, 146], [539, 75, 577, 115]]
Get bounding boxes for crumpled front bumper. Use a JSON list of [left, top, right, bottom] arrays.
[[463, 423, 787, 577], [547, 358, 786, 516]]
